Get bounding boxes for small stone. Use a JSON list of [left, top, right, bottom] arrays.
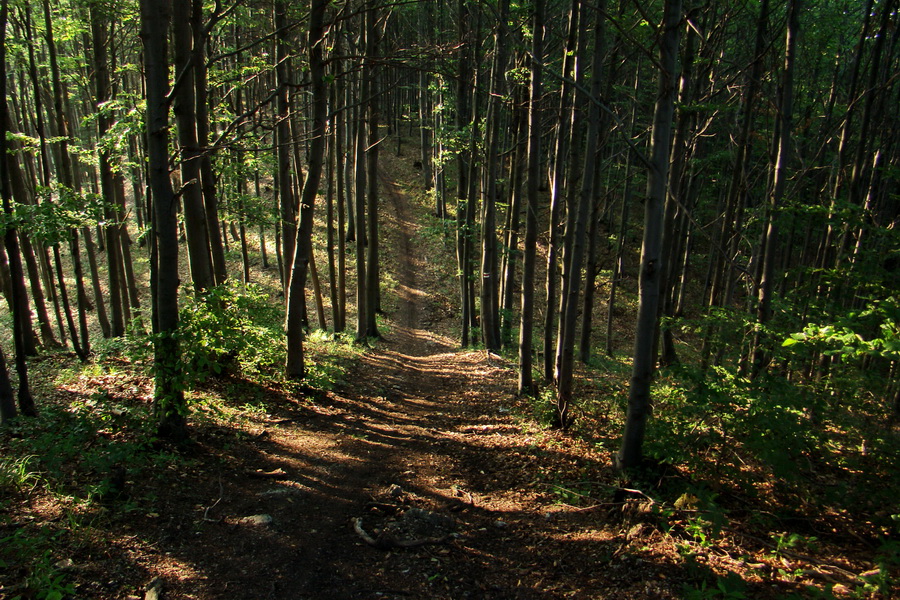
[[239, 514, 274, 526], [626, 523, 646, 540], [258, 486, 304, 497], [831, 584, 851, 596], [493, 519, 508, 529]]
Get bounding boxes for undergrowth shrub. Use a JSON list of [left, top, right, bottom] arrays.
[[178, 281, 284, 381]]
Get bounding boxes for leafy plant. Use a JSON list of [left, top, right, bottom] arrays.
[[0, 455, 42, 496], [682, 573, 747, 599], [1, 529, 75, 600]]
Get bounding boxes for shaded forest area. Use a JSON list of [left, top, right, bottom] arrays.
[[1, 0, 899, 598]]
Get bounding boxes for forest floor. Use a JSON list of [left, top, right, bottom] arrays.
[[1, 151, 897, 600]]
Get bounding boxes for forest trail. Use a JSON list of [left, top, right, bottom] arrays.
[[175, 168, 620, 599], [5, 165, 858, 600]]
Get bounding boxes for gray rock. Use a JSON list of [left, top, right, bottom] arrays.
[[239, 514, 274, 526]]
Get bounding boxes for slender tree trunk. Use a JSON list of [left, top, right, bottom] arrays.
[[44, 0, 90, 357], [354, 98, 368, 340], [5, 139, 57, 348], [455, 0, 473, 347], [141, 0, 187, 440], [326, 129, 341, 330], [285, 0, 328, 377], [365, 3, 381, 338], [751, 0, 801, 378], [544, 0, 580, 381], [334, 56, 347, 333], [0, 343, 15, 424], [480, 0, 509, 352], [275, 0, 296, 294], [502, 106, 525, 348], [90, 7, 127, 337], [617, 0, 682, 470], [0, 0, 35, 416], [518, 0, 544, 397], [579, 189, 603, 364], [555, 2, 605, 428], [192, 0, 228, 286], [173, 0, 214, 292]]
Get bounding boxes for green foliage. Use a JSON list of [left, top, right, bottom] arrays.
[[782, 297, 900, 362], [769, 531, 819, 557], [301, 329, 363, 391], [131, 281, 286, 389], [0, 455, 42, 498], [0, 185, 107, 245], [681, 573, 747, 600], [0, 529, 75, 600]]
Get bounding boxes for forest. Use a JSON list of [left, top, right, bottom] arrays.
[[1, 0, 898, 598]]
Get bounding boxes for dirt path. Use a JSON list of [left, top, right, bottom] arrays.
[[168, 169, 617, 600]]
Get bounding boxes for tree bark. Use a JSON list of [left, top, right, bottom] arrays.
[[173, 0, 214, 292], [555, 2, 606, 429], [617, 0, 682, 470], [0, 0, 36, 416], [365, 2, 381, 339], [285, 0, 329, 378], [519, 0, 545, 396], [90, 6, 127, 337], [275, 0, 297, 295], [751, 0, 800, 378], [141, 0, 188, 440], [192, 0, 228, 286]]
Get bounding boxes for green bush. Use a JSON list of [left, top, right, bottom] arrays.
[[151, 281, 285, 386]]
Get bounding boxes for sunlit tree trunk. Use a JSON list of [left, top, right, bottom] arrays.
[[555, 2, 605, 428], [286, 0, 328, 378], [43, 0, 90, 357], [275, 0, 296, 294], [90, 6, 127, 337], [192, 0, 228, 286], [173, 0, 214, 292], [543, 0, 580, 381], [518, 0, 544, 396]]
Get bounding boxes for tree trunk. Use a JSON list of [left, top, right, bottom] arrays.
[[555, 2, 605, 428], [285, 0, 328, 378], [519, 0, 544, 396], [617, 0, 682, 470], [479, 0, 509, 352], [333, 54, 348, 333], [192, 0, 228, 286], [90, 6, 127, 337], [173, 0, 214, 292], [43, 0, 90, 358], [365, 3, 381, 338], [275, 0, 296, 295], [543, 0, 580, 381], [0, 0, 36, 416], [751, 0, 800, 378], [141, 0, 188, 441]]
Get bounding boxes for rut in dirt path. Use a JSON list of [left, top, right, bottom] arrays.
[[377, 166, 451, 358]]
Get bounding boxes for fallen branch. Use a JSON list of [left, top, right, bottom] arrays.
[[202, 478, 224, 523], [352, 517, 449, 550], [247, 468, 288, 479]]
